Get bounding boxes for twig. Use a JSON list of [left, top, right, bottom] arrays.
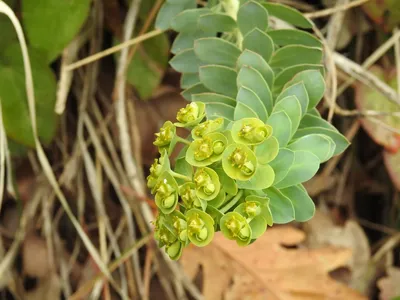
[[65, 29, 163, 71], [305, 0, 370, 19]]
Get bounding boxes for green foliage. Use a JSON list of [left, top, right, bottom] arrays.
[[151, 0, 350, 260]]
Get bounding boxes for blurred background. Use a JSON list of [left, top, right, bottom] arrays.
[[0, 0, 400, 299]]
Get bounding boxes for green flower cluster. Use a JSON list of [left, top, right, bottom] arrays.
[[149, 0, 350, 260]]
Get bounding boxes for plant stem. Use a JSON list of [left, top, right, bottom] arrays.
[[175, 136, 191, 146], [220, 189, 244, 213], [170, 171, 192, 182]]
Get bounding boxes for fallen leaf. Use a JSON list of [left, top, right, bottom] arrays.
[[303, 210, 371, 293], [180, 225, 366, 300], [383, 150, 400, 191], [354, 66, 400, 152], [377, 267, 400, 300]]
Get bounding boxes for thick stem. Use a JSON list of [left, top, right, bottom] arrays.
[[220, 189, 244, 213], [170, 171, 192, 182]]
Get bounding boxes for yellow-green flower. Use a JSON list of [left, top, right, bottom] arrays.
[[220, 212, 252, 246], [193, 167, 220, 200], [222, 143, 257, 180], [191, 117, 224, 139], [186, 209, 215, 247], [153, 121, 176, 153], [175, 102, 205, 128], [186, 132, 228, 167], [231, 118, 272, 145], [154, 172, 179, 214]]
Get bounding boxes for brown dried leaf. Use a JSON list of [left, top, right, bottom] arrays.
[[377, 267, 400, 300], [180, 226, 366, 300], [23, 273, 61, 300], [23, 234, 52, 278], [383, 149, 400, 191]]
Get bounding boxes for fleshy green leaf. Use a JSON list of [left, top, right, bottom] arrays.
[[199, 65, 238, 98], [156, 1, 196, 30], [274, 64, 325, 94], [237, 49, 274, 89], [255, 136, 279, 165], [181, 73, 200, 89], [198, 13, 237, 32], [174, 157, 193, 185], [285, 69, 326, 110], [186, 208, 215, 247], [234, 102, 258, 121], [266, 111, 292, 147], [294, 127, 350, 156], [270, 45, 323, 69], [249, 216, 267, 239], [170, 8, 211, 32], [264, 187, 295, 224], [237, 0, 269, 36], [267, 29, 322, 47], [194, 38, 241, 67], [299, 113, 337, 130], [269, 148, 295, 185], [280, 184, 315, 222], [192, 93, 236, 106], [242, 28, 274, 62], [274, 150, 320, 189], [276, 82, 309, 116], [236, 87, 268, 122], [237, 66, 274, 115], [272, 95, 302, 138], [181, 83, 210, 101], [308, 108, 321, 117], [212, 164, 238, 195], [171, 30, 215, 54], [170, 48, 201, 73], [22, 0, 91, 62], [0, 44, 57, 147], [263, 3, 313, 29], [207, 189, 226, 209], [237, 164, 275, 190], [205, 103, 235, 121], [288, 134, 336, 163]]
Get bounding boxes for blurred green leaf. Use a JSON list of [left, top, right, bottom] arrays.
[[199, 65, 237, 98], [243, 28, 274, 63], [22, 0, 91, 62], [171, 30, 215, 54], [287, 134, 336, 163], [267, 29, 322, 47], [0, 43, 57, 147], [192, 93, 236, 106], [171, 8, 211, 32], [263, 3, 313, 29], [155, 1, 196, 30], [274, 150, 320, 189], [194, 38, 241, 67], [237, 1, 269, 36]]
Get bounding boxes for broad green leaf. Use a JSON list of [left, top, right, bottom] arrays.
[[286, 69, 326, 110], [174, 157, 193, 185], [274, 150, 320, 189], [212, 164, 238, 195], [263, 3, 313, 28], [171, 30, 215, 54], [269, 148, 295, 185], [181, 83, 210, 101], [243, 28, 274, 62], [205, 103, 235, 120], [237, 49, 274, 89], [255, 136, 279, 165], [192, 93, 236, 106], [280, 185, 315, 222], [264, 187, 295, 224], [287, 134, 336, 162], [234, 102, 258, 120], [272, 95, 302, 137], [0, 44, 57, 147], [276, 82, 309, 116], [170, 48, 201, 73], [22, 0, 91, 62], [237, 66, 274, 115], [308, 108, 321, 117], [171, 8, 211, 32], [249, 216, 267, 239], [181, 73, 200, 88], [267, 29, 322, 47], [198, 13, 237, 32], [237, 164, 275, 190], [199, 65, 238, 98], [236, 87, 268, 121], [294, 127, 350, 156], [127, 33, 169, 99], [266, 111, 292, 147], [274, 64, 325, 94], [194, 38, 241, 67], [270, 45, 323, 69], [155, 1, 196, 30], [237, 0, 269, 36], [208, 189, 226, 209], [299, 114, 338, 131]]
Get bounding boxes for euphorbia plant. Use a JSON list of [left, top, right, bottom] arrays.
[[148, 0, 350, 260]]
